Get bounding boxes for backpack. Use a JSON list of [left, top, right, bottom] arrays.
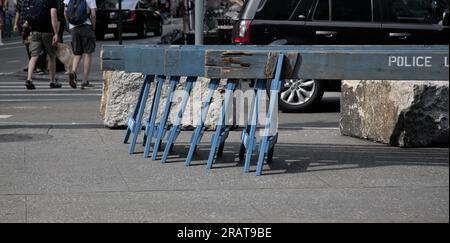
[[67, 0, 89, 25], [26, 0, 48, 24]]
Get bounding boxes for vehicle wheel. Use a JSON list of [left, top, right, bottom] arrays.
[[154, 21, 163, 36], [95, 31, 105, 41], [137, 23, 147, 38], [274, 79, 325, 112]]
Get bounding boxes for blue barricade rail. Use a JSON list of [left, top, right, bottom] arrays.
[[102, 45, 449, 176]]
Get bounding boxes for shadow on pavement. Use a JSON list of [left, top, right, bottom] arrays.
[[281, 95, 341, 114], [158, 142, 449, 176]]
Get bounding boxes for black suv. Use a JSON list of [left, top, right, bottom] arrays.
[[233, 0, 449, 112]]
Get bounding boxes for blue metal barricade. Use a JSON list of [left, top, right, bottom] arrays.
[[102, 45, 449, 175]]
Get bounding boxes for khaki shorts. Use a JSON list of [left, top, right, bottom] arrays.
[[29, 32, 56, 57]]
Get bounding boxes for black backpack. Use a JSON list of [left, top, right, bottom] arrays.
[[67, 0, 90, 25], [26, 0, 48, 25]]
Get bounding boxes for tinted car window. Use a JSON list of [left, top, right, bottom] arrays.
[[332, 0, 372, 22], [383, 0, 449, 24], [313, 0, 330, 20], [254, 0, 301, 20]]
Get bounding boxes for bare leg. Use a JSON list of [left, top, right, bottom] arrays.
[[47, 55, 56, 82], [72, 55, 82, 74], [69, 55, 82, 88], [27, 56, 39, 81], [82, 53, 92, 82]]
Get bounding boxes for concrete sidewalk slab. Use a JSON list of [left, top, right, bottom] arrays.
[[0, 196, 26, 223], [0, 126, 448, 222]]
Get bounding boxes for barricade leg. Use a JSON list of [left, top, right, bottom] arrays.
[[127, 75, 155, 154], [242, 79, 266, 173], [256, 53, 285, 176], [143, 75, 166, 158], [160, 76, 197, 163], [151, 76, 180, 160], [124, 75, 154, 144], [206, 79, 238, 170], [185, 79, 220, 166]]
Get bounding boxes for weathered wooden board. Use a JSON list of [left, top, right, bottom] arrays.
[[101, 45, 125, 71], [101, 45, 449, 80]]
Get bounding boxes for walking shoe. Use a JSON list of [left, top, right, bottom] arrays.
[[68, 72, 77, 88], [36, 69, 47, 75], [25, 80, 36, 90], [80, 81, 95, 90], [49, 80, 62, 88]]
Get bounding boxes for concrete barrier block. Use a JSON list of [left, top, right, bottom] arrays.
[[340, 80, 449, 147], [100, 71, 226, 129]]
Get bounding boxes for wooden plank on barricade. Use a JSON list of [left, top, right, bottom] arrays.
[[166, 47, 206, 76], [102, 45, 449, 81], [101, 45, 125, 71], [203, 46, 449, 80]]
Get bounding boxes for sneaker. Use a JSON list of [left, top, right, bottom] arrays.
[[80, 81, 95, 90], [49, 80, 62, 88], [25, 80, 36, 90], [68, 72, 77, 88], [36, 69, 47, 75]]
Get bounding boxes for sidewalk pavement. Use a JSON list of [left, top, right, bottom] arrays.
[[0, 125, 448, 223]]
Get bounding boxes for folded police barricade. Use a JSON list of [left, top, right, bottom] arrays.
[[102, 45, 449, 176]]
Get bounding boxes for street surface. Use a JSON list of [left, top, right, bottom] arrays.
[[0, 19, 448, 223]]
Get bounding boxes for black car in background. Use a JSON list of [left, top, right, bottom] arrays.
[[233, 0, 449, 112], [96, 0, 163, 40]]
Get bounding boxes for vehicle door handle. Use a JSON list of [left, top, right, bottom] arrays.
[[389, 32, 412, 40], [316, 31, 337, 37]]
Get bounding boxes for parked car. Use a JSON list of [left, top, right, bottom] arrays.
[[96, 0, 163, 40], [233, 0, 449, 112]]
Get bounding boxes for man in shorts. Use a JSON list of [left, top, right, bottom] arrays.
[[25, 0, 61, 90], [64, 0, 97, 89]]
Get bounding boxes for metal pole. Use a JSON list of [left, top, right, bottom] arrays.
[[0, 30, 4, 46], [118, 0, 123, 45], [194, 0, 204, 45], [0, 22, 3, 45]]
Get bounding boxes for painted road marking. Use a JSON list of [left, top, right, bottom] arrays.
[[0, 88, 103, 91], [0, 115, 13, 119], [0, 99, 79, 102], [0, 93, 102, 96]]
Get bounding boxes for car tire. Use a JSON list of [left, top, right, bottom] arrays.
[[154, 21, 163, 36], [268, 79, 325, 112]]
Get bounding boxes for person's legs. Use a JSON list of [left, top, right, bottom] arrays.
[[82, 53, 92, 82], [69, 54, 82, 88], [79, 25, 96, 89], [27, 56, 38, 81], [41, 32, 61, 88], [69, 26, 83, 88], [26, 32, 45, 89], [47, 55, 56, 82]]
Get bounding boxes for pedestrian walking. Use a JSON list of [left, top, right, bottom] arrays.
[[24, 0, 61, 90], [64, 0, 96, 89], [0, 0, 5, 44], [4, 0, 16, 38], [14, 0, 48, 73], [55, 0, 67, 72]]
